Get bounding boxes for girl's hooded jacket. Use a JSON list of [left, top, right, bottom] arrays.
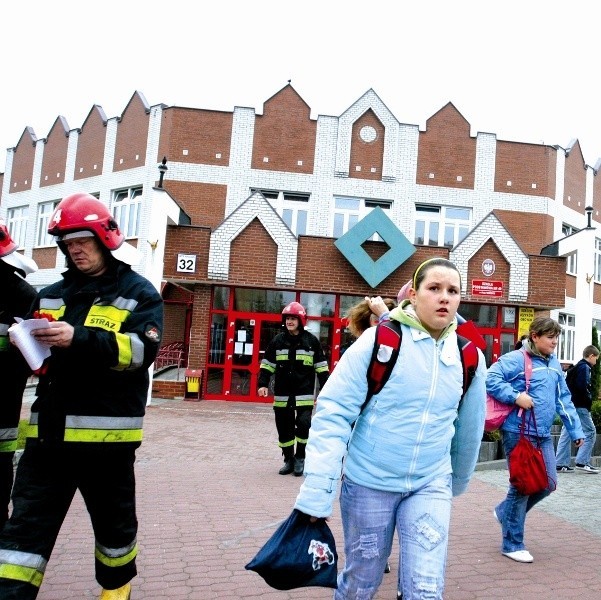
[[486, 342, 584, 439], [294, 306, 487, 519]]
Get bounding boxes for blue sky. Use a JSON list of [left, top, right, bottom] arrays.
[[3, 1, 601, 170]]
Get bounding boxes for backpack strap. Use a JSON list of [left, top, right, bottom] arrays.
[[457, 335, 479, 398], [363, 320, 403, 412]]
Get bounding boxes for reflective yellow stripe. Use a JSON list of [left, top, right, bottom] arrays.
[[278, 440, 295, 448], [38, 298, 66, 320], [24, 424, 38, 439], [64, 428, 143, 442], [84, 304, 129, 332], [296, 400, 314, 407], [0, 440, 17, 452], [0, 564, 43, 587], [25, 424, 142, 443], [95, 543, 138, 568], [114, 332, 133, 370]]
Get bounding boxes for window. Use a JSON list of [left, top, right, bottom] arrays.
[[414, 205, 471, 248], [112, 187, 142, 238], [251, 189, 310, 236], [332, 196, 392, 239], [562, 224, 578, 275], [36, 200, 59, 247], [6, 206, 28, 248], [558, 313, 575, 363]]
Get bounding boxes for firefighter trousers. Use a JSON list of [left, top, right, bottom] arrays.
[[0, 356, 28, 530], [0, 440, 139, 599], [274, 402, 313, 460]]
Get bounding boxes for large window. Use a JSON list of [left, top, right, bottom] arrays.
[[558, 313, 575, 363], [36, 200, 59, 247], [251, 189, 309, 236], [112, 187, 142, 238], [414, 205, 470, 248], [562, 224, 578, 275], [6, 206, 28, 248], [332, 196, 392, 239]]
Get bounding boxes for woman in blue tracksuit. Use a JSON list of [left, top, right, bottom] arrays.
[[486, 317, 584, 564], [294, 258, 487, 600]]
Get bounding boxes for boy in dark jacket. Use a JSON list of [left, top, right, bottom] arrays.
[[556, 345, 600, 474]]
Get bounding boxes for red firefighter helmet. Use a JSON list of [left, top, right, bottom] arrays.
[[48, 193, 123, 250], [48, 193, 139, 265], [282, 301, 307, 327], [0, 218, 38, 275], [0, 219, 18, 258]]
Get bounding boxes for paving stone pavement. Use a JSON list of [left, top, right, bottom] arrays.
[[15, 393, 601, 599]]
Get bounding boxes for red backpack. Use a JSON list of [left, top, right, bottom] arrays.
[[362, 319, 479, 413]]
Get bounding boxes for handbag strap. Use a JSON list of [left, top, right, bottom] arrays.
[[520, 348, 532, 392], [520, 406, 539, 437], [516, 348, 533, 422]]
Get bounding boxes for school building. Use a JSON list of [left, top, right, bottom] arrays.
[[1, 83, 599, 402]]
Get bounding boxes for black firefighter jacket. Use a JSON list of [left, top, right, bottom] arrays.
[[258, 329, 329, 408], [26, 260, 163, 446]]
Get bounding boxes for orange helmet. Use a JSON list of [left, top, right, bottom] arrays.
[[0, 218, 38, 276], [48, 193, 139, 265], [282, 301, 307, 327]]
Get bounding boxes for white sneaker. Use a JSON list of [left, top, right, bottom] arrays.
[[502, 550, 533, 563], [575, 464, 599, 474]]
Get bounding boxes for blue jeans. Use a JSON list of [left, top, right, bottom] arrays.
[[556, 408, 594, 466], [496, 431, 556, 553], [336, 475, 452, 600]]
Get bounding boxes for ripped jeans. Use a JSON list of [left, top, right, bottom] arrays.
[[337, 475, 452, 600]]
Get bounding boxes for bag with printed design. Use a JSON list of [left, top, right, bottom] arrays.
[[245, 509, 338, 590]]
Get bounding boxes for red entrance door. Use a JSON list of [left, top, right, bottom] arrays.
[[223, 314, 281, 403]]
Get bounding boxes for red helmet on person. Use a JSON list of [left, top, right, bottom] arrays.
[[0, 218, 38, 276], [0, 219, 18, 258], [48, 193, 124, 250], [48, 193, 139, 265], [282, 302, 307, 327]]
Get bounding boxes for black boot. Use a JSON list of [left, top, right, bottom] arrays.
[[279, 458, 295, 475], [293, 457, 305, 476]]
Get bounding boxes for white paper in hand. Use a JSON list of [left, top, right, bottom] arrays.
[[8, 317, 52, 370]]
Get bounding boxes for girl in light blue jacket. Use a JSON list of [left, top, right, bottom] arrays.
[[486, 317, 584, 564], [294, 258, 486, 599]]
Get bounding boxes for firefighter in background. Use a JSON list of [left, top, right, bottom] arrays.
[[0, 193, 163, 600], [258, 302, 330, 476], [0, 220, 38, 529]]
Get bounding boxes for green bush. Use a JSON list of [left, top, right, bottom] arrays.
[[482, 429, 502, 442], [17, 419, 28, 450]]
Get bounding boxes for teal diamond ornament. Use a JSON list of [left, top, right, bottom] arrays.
[[334, 207, 416, 288]]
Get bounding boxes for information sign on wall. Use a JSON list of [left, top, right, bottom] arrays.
[[471, 279, 503, 297]]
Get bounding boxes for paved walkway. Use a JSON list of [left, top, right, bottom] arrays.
[[15, 393, 601, 599]]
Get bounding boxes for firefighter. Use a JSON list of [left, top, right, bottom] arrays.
[[0, 220, 38, 529], [258, 302, 330, 476], [0, 193, 163, 600]]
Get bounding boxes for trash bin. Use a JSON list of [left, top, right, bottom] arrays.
[[184, 368, 203, 401]]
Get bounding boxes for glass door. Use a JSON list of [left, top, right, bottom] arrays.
[[226, 315, 281, 403]]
